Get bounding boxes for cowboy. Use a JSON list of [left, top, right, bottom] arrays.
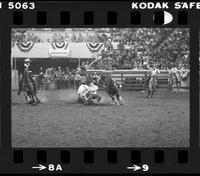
[[151, 64, 160, 88], [144, 64, 160, 89], [24, 58, 31, 69], [171, 63, 180, 76], [77, 84, 90, 103], [18, 58, 37, 95], [74, 71, 82, 89], [77, 77, 91, 104], [88, 81, 101, 102], [144, 62, 152, 89], [151, 64, 160, 77], [92, 72, 101, 84], [171, 64, 179, 75], [80, 73, 87, 85], [170, 63, 181, 84], [38, 67, 45, 90], [25, 58, 38, 92]]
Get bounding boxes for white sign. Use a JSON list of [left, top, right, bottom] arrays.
[[48, 48, 71, 58]]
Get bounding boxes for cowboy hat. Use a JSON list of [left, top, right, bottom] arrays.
[[24, 58, 31, 62]]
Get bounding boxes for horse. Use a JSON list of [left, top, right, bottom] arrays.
[[146, 74, 158, 98], [18, 71, 40, 104], [168, 70, 181, 92], [99, 75, 124, 105]]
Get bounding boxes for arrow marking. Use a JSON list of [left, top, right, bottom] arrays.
[[32, 164, 46, 171], [127, 164, 141, 171]]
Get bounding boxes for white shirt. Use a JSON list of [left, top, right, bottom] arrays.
[[171, 67, 178, 73], [151, 68, 160, 76], [89, 84, 98, 95], [77, 84, 90, 99]]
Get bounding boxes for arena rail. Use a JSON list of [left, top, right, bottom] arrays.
[[86, 69, 190, 91], [11, 69, 190, 90], [86, 69, 190, 74]]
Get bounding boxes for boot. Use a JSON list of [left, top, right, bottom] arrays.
[[97, 95, 101, 102]]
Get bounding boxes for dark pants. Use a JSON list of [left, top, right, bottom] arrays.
[[90, 94, 100, 99], [64, 80, 69, 88], [70, 80, 74, 88], [144, 77, 151, 88], [75, 80, 81, 89]]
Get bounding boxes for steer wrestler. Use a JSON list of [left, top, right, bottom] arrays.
[[88, 81, 101, 103]]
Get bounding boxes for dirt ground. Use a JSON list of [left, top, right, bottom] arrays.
[[12, 89, 189, 148]]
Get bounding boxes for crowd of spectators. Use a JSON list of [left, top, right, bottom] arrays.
[[45, 31, 107, 43], [11, 29, 43, 44], [152, 29, 189, 70], [35, 66, 95, 90], [12, 28, 190, 71], [93, 28, 190, 70], [36, 66, 79, 90]]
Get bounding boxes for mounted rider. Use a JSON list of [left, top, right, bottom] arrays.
[[170, 64, 181, 82], [144, 63, 160, 89], [168, 63, 183, 90], [18, 58, 37, 95]]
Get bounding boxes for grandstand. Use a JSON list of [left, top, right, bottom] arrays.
[[11, 28, 190, 90], [11, 28, 189, 69]]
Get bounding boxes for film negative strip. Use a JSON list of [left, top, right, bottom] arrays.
[[0, 0, 199, 174]]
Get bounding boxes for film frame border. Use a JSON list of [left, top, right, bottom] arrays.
[[0, 0, 199, 174]]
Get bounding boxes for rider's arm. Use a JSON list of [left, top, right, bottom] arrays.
[[157, 69, 161, 74]]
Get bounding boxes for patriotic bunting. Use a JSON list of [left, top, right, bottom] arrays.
[[51, 40, 69, 50], [86, 41, 103, 53], [16, 41, 34, 52]]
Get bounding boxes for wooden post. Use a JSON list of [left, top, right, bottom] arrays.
[[121, 73, 123, 90], [14, 57, 17, 70], [78, 57, 80, 69]]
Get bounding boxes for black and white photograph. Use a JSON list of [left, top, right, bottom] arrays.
[[11, 28, 190, 147]]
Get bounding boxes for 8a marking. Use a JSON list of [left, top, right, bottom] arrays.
[[48, 164, 62, 172], [32, 164, 62, 172]]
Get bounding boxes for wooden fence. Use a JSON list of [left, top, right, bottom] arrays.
[[12, 69, 190, 91], [86, 70, 190, 91]]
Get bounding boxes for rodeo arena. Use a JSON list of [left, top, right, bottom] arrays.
[[11, 28, 190, 147]]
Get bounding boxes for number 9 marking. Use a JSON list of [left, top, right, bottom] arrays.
[[142, 164, 149, 172]]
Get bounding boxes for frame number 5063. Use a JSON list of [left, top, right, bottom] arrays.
[[8, 2, 35, 10]]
